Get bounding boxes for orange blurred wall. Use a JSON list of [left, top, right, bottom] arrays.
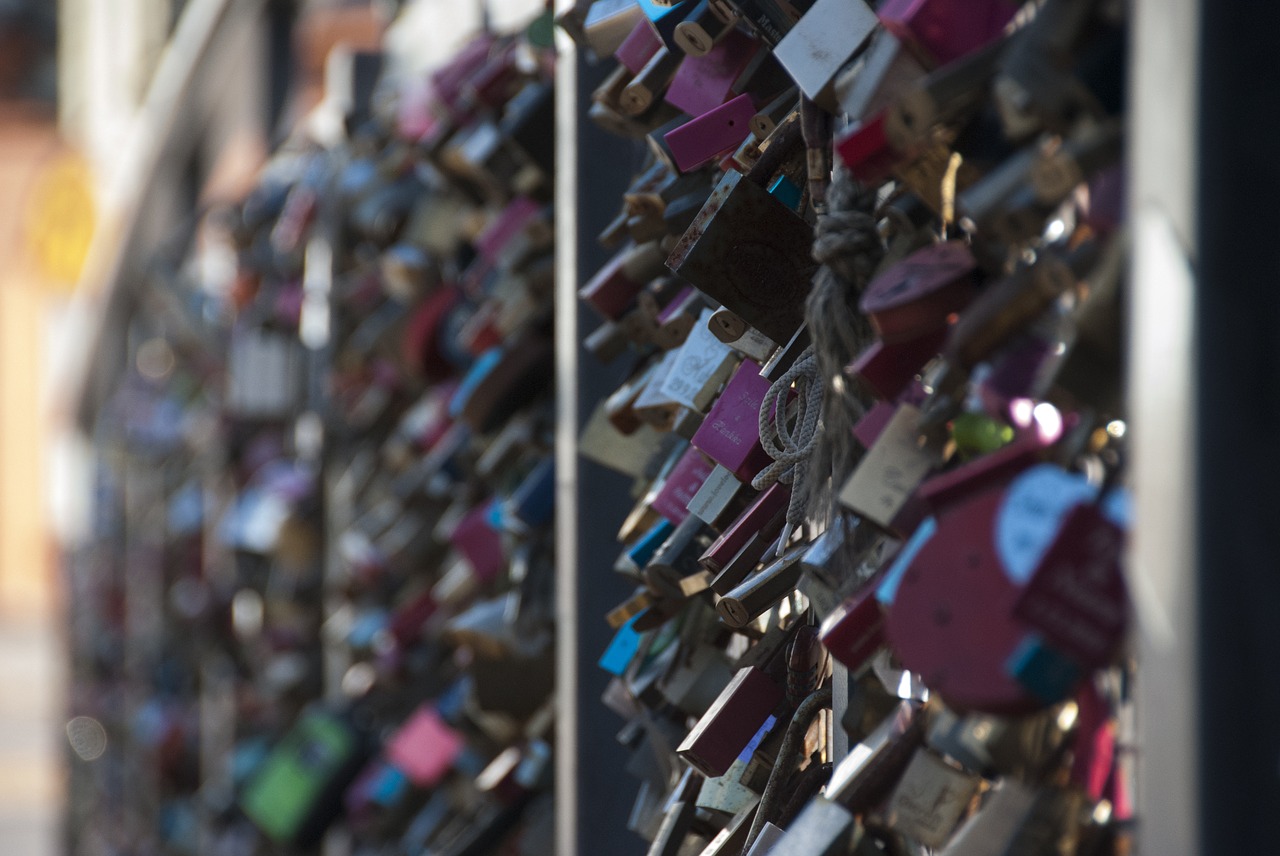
[[0, 98, 66, 856]]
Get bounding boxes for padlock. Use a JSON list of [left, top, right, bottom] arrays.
[[673, 0, 739, 58], [667, 170, 816, 344], [665, 28, 762, 117], [878, 748, 982, 847], [617, 17, 667, 74], [623, 46, 685, 116], [700, 481, 790, 575], [770, 0, 878, 111], [239, 708, 372, 847], [834, 27, 928, 125], [879, 0, 1018, 68], [678, 665, 787, 777], [838, 403, 944, 532], [690, 358, 775, 481], [665, 93, 759, 173], [727, 0, 817, 47], [715, 544, 808, 628]]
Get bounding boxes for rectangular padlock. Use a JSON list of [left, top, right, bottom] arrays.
[[696, 755, 763, 815], [665, 93, 759, 172], [826, 701, 925, 813], [618, 17, 666, 73], [715, 544, 808, 628], [638, 0, 700, 50], [727, 0, 815, 47], [666, 28, 762, 117], [710, 522, 783, 595], [580, 0, 647, 56], [668, 170, 816, 345], [837, 404, 942, 531], [386, 705, 467, 788], [579, 397, 669, 478], [651, 446, 717, 525], [623, 46, 685, 116], [835, 112, 901, 186], [657, 309, 737, 408], [660, 641, 737, 716], [762, 796, 856, 856], [687, 463, 747, 527], [819, 583, 886, 674], [696, 804, 756, 854], [878, 0, 1018, 67], [848, 327, 949, 401], [771, 0, 879, 111], [834, 26, 928, 125], [700, 481, 790, 574], [691, 358, 774, 482], [883, 34, 1009, 155], [678, 665, 786, 777], [673, 0, 739, 57], [881, 749, 982, 848]]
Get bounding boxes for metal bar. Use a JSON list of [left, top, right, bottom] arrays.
[[1128, 1, 1200, 853], [554, 22, 654, 856]]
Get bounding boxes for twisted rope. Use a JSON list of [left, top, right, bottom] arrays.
[[799, 165, 884, 527], [752, 346, 822, 551]]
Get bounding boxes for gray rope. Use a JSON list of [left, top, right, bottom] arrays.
[[799, 164, 884, 528], [752, 346, 823, 553]]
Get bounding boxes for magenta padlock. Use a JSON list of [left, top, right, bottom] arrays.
[[475, 196, 543, 265], [848, 327, 949, 401], [616, 18, 665, 73], [699, 481, 789, 573], [883, 487, 1043, 714], [462, 42, 522, 112], [690, 358, 774, 482], [915, 431, 1045, 516], [385, 705, 466, 788], [878, 0, 1018, 67], [835, 112, 902, 185], [851, 399, 899, 449], [664, 28, 761, 117], [449, 502, 506, 586], [819, 583, 887, 673], [579, 242, 667, 321], [676, 665, 786, 778], [1069, 680, 1115, 802], [859, 241, 978, 343], [431, 33, 497, 115], [651, 446, 717, 525], [1011, 502, 1128, 669], [664, 93, 758, 173]]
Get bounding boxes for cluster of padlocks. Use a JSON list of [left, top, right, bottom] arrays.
[[560, 0, 1131, 852], [68, 15, 562, 855], [65, 0, 1134, 853]]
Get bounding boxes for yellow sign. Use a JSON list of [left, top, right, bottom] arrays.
[[24, 152, 95, 292]]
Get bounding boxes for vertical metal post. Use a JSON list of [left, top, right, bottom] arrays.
[[554, 29, 653, 856], [1129, 2, 1200, 853]]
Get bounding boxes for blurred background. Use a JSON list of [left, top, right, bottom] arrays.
[[0, 1, 542, 853]]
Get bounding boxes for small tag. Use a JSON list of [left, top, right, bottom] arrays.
[[729, 325, 778, 363], [652, 447, 716, 525], [839, 405, 941, 529], [659, 309, 737, 411], [687, 463, 743, 525]]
